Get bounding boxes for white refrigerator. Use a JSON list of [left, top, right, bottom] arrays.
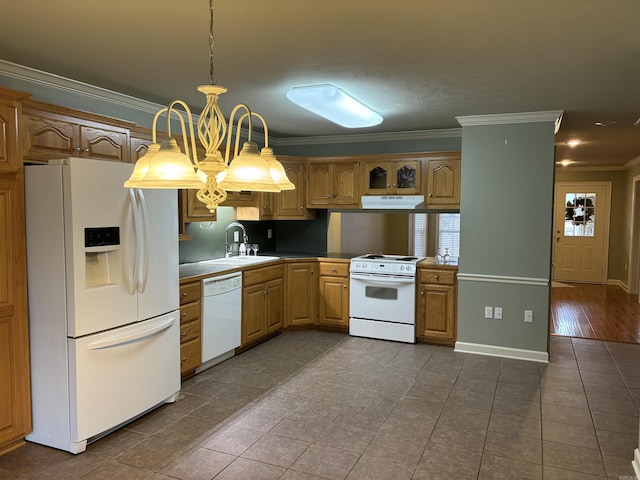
[[24, 158, 180, 454]]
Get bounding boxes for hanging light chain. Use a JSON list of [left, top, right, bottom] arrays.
[[208, 0, 216, 85]]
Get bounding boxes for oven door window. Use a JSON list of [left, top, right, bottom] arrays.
[[364, 286, 398, 300]]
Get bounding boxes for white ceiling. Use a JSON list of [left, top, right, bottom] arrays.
[[1, 0, 639, 167]]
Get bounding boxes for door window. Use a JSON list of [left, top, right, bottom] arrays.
[[564, 193, 595, 237]]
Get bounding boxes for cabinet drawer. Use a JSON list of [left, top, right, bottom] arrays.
[[180, 338, 201, 372], [180, 282, 201, 305], [180, 318, 200, 344], [243, 264, 284, 286], [318, 262, 349, 277], [180, 300, 200, 324], [419, 269, 455, 285]]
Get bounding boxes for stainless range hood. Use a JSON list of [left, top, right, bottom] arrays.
[[360, 195, 425, 210]]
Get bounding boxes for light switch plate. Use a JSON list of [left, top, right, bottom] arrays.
[[484, 306, 493, 319], [524, 310, 533, 323], [494, 307, 503, 319]]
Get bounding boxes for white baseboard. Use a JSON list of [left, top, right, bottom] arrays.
[[633, 448, 640, 479], [454, 341, 549, 363], [607, 278, 629, 292]]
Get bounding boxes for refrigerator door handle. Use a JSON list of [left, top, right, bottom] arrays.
[[136, 189, 150, 294], [86, 316, 176, 350], [127, 189, 140, 295]]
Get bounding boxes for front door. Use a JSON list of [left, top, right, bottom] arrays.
[[553, 182, 611, 283]]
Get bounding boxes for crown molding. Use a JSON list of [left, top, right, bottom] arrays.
[[626, 155, 640, 170], [555, 154, 640, 172], [0, 59, 165, 115], [272, 128, 462, 147], [0, 59, 265, 142], [456, 110, 564, 133], [555, 164, 626, 172]]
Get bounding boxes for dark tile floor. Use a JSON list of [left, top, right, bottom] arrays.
[[0, 331, 638, 479]]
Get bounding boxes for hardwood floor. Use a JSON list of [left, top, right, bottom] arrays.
[[551, 282, 640, 344]]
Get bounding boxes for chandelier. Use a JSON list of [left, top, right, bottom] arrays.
[[124, 0, 293, 211]]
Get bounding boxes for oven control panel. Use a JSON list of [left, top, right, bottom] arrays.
[[351, 261, 416, 275]]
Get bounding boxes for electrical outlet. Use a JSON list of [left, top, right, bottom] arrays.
[[267, 228, 273, 239], [484, 306, 493, 319], [494, 307, 503, 319], [524, 310, 533, 323]]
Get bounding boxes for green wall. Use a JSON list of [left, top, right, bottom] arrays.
[[457, 121, 556, 357]]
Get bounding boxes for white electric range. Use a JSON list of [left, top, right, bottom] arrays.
[[349, 254, 424, 343]]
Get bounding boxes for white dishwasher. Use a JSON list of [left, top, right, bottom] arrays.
[[200, 271, 242, 367]]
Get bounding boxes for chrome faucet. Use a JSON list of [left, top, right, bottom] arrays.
[[225, 222, 248, 257]]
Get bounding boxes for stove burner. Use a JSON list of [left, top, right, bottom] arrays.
[[360, 254, 419, 262]]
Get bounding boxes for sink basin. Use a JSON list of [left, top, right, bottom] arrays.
[[199, 256, 280, 266]]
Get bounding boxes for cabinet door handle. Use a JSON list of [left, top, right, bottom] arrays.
[[386, 184, 390, 188], [181, 331, 187, 337], [181, 312, 186, 317], [420, 290, 425, 296], [428, 193, 433, 197], [83, 148, 90, 153], [393, 184, 396, 187], [299, 206, 303, 210], [182, 292, 188, 298], [311, 269, 314, 274], [73, 147, 81, 152], [332, 193, 337, 198], [181, 357, 187, 363], [343, 284, 347, 289], [435, 275, 440, 280]]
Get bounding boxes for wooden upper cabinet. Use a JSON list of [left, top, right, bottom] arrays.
[[307, 158, 359, 208], [0, 102, 21, 172], [22, 105, 131, 163], [130, 127, 154, 164], [180, 189, 217, 223], [80, 125, 129, 162], [236, 192, 275, 221], [275, 158, 315, 220], [361, 158, 421, 195], [221, 190, 258, 207], [423, 153, 461, 209]]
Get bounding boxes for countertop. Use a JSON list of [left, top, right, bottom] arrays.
[[179, 252, 362, 282], [418, 257, 459, 268], [179, 253, 458, 282]]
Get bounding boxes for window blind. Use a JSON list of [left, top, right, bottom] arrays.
[[438, 213, 460, 257], [412, 213, 427, 257]]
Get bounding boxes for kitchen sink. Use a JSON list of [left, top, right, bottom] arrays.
[[199, 255, 280, 266]]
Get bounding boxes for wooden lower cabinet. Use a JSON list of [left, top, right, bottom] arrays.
[[179, 280, 202, 377], [284, 262, 317, 328], [416, 266, 457, 346], [317, 261, 350, 330], [241, 264, 284, 348]]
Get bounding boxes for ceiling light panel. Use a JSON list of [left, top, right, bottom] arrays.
[[286, 84, 383, 128]]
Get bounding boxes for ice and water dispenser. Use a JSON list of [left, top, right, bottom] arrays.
[[84, 227, 121, 288]]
